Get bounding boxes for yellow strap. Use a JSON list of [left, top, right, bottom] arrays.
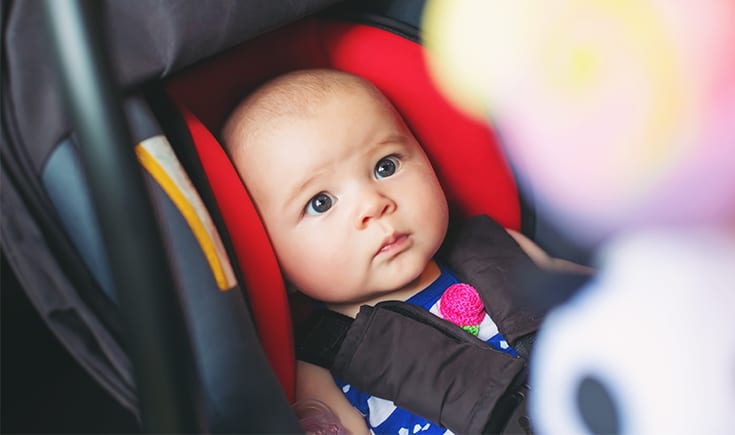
[[135, 138, 236, 290]]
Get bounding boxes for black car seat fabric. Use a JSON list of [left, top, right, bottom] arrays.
[[166, 16, 523, 403], [8, 93, 298, 432]]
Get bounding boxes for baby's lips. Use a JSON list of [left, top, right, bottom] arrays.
[[375, 232, 408, 256]]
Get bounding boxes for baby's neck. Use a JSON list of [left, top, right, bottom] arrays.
[[327, 261, 441, 318]]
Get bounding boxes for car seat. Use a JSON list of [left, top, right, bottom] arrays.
[[164, 11, 523, 399], [2, 0, 530, 432]]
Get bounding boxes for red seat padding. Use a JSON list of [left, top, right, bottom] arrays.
[[167, 18, 520, 401]]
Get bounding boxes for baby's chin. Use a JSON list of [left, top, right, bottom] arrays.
[[296, 262, 430, 306], [296, 273, 399, 300], [322, 291, 401, 319]]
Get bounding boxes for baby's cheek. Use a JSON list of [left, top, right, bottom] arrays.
[[289, 244, 358, 300], [412, 185, 449, 239], [272, 237, 322, 290]]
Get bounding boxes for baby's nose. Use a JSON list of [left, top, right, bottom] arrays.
[[355, 190, 396, 229]]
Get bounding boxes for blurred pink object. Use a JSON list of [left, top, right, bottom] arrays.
[[292, 399, 348, 435], [424, 0, 735, 245]]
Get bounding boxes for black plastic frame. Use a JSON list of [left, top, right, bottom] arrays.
[[40, 0, 206, 432]]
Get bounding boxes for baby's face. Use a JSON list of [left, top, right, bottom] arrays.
[[233, 88, 448, 308]]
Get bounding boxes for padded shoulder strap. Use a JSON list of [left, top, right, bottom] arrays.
[[296, 301, 531, 434], [444, 214, 591, 353], [336, 301, 526, 434], [443, 214, 546, 344]]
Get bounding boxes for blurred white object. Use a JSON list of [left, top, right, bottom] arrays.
[[530, 229, 735, 434]]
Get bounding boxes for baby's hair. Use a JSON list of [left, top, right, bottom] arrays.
[[222, 69, 389, 157]]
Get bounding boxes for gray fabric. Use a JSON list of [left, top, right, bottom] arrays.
[[2, 0, 343, 177], [5, 87, 300, 429], [38, 96, 195, 304], [42, 138, 117, 302], [123, 97, 165, 145], [1, 169, 138, 415]]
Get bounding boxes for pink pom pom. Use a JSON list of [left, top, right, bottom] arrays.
[[439, 283, 485, 326]]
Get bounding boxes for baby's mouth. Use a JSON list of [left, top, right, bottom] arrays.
[[376, 233, 410, 257]]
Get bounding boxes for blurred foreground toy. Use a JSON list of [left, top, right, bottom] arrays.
[[530, 230, 735, 434], [424, 0, 735, 245], [424, 1, 735, 434]]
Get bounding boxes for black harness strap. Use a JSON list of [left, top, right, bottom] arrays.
[[443, 214, 546, 344], [295, 309, 352, 369], [332, 301, 527, 434]]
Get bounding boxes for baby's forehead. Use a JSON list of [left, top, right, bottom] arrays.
[[226, 71, 398, 161], [256, 76, 379, 117], [244, 85, 386, 134]]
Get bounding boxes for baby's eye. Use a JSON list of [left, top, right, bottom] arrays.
[[374, 155, 400, 179], [305, 192, 335, 215]]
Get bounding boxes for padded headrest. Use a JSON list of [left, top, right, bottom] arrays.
[[166, 17, 520, 400]]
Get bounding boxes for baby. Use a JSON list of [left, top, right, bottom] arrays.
[[223, 69, 586, 434]]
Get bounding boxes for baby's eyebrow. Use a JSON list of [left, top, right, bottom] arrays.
[[377, 133, 408, 146], [283, 167, 328, 210]]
